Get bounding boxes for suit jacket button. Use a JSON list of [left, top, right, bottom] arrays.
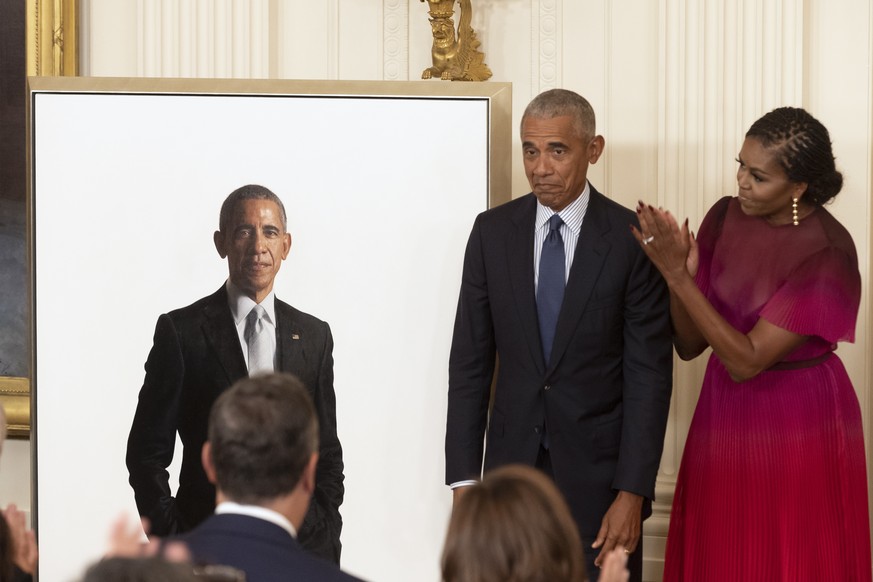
[[534, 426, 541, 434], [544, 384, 551, 391]]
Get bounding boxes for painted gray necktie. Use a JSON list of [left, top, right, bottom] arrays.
[[244, 304, 273, 374]]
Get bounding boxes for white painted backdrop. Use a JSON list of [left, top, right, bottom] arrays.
[[3, 2, 869, 581]]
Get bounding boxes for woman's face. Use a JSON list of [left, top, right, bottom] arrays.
[[735, 137, 807, 225]]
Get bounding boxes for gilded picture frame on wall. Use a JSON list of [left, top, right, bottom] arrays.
[[2, 0, 80, 439], [26, 0, 78, 77], [0, 379, 30, 438]]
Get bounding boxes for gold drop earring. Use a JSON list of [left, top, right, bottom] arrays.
[[792, 197, 799, 226]]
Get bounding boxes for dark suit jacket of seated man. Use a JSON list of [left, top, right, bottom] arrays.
[[178, 373, 363, 582], [126, 184, 344, 563]]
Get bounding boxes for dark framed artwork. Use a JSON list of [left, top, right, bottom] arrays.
[[0, 0, 28, 437], [0, 0, 78, 438], [29, 76, 511, 582]]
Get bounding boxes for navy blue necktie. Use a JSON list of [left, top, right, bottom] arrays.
[[537, 214, 566, 363]]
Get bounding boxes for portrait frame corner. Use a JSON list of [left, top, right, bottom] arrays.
[[0, 377, 31, 439]]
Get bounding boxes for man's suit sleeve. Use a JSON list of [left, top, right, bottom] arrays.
[[614, 230, 673, 500], [299, 322, 345, 563], [445, 215, 497, 484], [126, 314, 184, 535]]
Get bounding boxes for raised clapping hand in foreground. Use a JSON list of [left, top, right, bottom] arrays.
[[3, 504, 38, 575], [598, 548, 630, 582], [105, 514, 191, 562]]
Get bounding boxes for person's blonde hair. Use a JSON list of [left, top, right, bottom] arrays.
[[441, 465, 587, 582]]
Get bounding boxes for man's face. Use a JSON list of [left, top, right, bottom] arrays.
[[521, 115, 604, 212], [213, 199, 291, 303]]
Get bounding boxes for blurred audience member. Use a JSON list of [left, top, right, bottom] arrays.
[[2, 505, 37, 581], [0, 511, 16, 581], [80, 556, 200, 582], [441, 465, 628, 582], [81, 557, 248, 582], [178, 373, 363, 582], [81, 515, 245, 582], [0, 406, 37, 581]]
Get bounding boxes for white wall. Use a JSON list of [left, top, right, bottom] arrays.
[[5, 1, 864, 581]]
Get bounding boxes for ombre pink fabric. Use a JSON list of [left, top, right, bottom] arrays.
[[663, 197, 871, 581]]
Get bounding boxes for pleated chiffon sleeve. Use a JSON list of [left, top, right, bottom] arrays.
[[760, 242, 861, 344]]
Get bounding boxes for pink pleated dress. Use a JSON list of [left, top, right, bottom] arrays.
[[663, 197, 871, 581]]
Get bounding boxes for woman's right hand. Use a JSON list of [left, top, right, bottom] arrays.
[[632, 202, 697, 282]]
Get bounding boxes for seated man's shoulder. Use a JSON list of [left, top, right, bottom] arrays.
[[304, 557, 367, 582], [180, 519, 364, 582]]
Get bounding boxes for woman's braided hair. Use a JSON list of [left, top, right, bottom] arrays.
[[745, 107, 843, 206]]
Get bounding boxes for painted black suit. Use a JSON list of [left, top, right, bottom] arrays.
[[181, 514, 363, 582], [446, 187, 672, 572], [126, 286, 344, 563]]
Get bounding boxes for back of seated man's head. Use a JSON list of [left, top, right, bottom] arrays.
[[207, 373, 319, 503], [81, 557, 199, 582]]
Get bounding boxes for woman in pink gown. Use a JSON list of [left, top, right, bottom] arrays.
[[635, 107, 871, 581]]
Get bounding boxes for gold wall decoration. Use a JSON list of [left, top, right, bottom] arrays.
[[16, 0, 78, 439], [26, 0, 78, 76], [0, 378, 30, 438], [421, 0, 492, 81]]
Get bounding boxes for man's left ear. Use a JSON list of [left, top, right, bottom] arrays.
[[281, 233, 292, 260], [300, 452, 318, 495], [214, 231, 228, 259], [588, 135, 605, 164], [202, 442, 218, 485]]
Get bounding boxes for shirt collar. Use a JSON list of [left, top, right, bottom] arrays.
[[226, 280, 276, 326], [535, 181, 590, 235], [214, 501, 297, 538]]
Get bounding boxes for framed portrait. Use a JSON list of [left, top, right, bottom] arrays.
[[29, 76, 510, 582]]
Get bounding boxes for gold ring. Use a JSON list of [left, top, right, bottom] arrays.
[[624, 548, 631, 554]]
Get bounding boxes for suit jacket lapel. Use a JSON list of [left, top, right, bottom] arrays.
[[548, 189, 612, 373], [507, 195, 547, 373], [201, 285, 248, 383], [275, 300, 305, 373]]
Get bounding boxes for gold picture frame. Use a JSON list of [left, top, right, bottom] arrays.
[[0, 378, 30, 438], [26, 0, 78, 77], [12, 0, 78, 439]]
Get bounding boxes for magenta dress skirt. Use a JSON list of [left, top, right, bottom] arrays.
[[663, 197, 871, 581]]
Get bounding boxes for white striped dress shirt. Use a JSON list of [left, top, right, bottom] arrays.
[[534, 182, 590, 291]]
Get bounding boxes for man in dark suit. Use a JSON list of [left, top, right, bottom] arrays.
[[445, 89, 672, 581], [180, 372, 362, 582], [126, 184, 344, 564]]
